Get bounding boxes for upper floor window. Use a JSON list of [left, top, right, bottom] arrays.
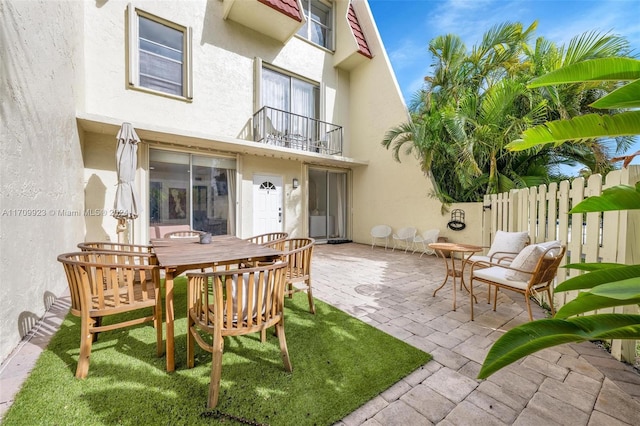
[[262, 67, 319, 120], [297, 0, 333, 50], [127, 6, 192, 99]]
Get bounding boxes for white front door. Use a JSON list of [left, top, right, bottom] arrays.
[[252, 175, 283, 235]]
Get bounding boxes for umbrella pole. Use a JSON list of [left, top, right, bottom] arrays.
[[116, 218, 128, 244]]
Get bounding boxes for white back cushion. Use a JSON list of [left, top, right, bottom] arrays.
[[537, 240, 562, 257], [487, 231, 529, 258], [505, 244, 545, 281]]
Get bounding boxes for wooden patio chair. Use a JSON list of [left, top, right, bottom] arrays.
[[164, 230, 204, 238], [272, 237, 315, 314], [77, 241, 154, 254], [57, 251, 163, 378], [469, 243, 566, 321], [186, 261, 292, 408], [245, 232, 289, 251]]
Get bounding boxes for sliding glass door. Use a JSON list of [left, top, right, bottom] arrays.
[[308, 168, 347, 240], [149, 149, 236, 235]]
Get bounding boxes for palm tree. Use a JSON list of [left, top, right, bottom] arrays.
[[382, 24, 634, 203]]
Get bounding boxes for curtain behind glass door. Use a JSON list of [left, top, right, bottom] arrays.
[[149, 150, 236, 236]]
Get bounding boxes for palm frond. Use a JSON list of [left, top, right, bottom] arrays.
[[507, 111, 640, 150]]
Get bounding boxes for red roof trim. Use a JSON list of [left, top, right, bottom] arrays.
[[347, 3, 373, 59], [258, 0, 303, 22]]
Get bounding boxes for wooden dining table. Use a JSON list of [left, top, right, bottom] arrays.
[[151, 235, 282, 372]]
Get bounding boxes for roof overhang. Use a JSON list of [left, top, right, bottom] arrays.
[[76, 113, 368, 169], [222, 0, 304, 44]]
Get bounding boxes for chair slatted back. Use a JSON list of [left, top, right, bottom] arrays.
[[280, 238, 314, 282], [164, 230, 204, 238], [245, 232, 289, 251], [187, 262, 288, 337], [529, 245, 567, 289], [59, 252, 159, 315], [57, 251, 163, 377], [78, 241, 154, 254]]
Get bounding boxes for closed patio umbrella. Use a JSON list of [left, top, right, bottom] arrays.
[[113, 122, 141, 243]]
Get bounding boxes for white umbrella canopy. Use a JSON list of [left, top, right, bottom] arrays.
[[113, 122, 141, 243]]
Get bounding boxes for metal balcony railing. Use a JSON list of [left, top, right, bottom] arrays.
[[253, 106, 343, 156]]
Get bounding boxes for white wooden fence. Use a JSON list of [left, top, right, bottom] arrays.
[[481, 165, 640, 363]]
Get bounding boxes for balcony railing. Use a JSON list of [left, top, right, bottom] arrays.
[[253, 106, 343, 156]]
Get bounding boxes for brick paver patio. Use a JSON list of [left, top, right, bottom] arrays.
[[1, 242, 639, 425]]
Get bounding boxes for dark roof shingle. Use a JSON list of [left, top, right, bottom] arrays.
[[258, 0, 303, 22], [347, 3, 372, 58]]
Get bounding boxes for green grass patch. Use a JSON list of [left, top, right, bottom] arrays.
[[3, 277, 430, 425]]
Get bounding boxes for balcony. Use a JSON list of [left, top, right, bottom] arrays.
[[253, 106, 343, 156]]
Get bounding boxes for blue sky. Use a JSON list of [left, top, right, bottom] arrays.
[[368, 0, 640, 165]]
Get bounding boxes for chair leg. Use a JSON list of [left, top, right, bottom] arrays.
[[155, 299, 163, 357], [493, 286, 498, 311], [525, 291, 533, 321], [546, 287, 556, 316], [208, 334, 224, 409], [260, 329, 267, 343], [306, 280, 316, 314], [92, 317, 102, 342], [76, 316, 94, 378], [470, 280, 475, 321], [276, 322, 292, 372], [187, 318, 195, 369]]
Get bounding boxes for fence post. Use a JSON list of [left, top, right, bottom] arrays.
[[610, 166, 640, 362]]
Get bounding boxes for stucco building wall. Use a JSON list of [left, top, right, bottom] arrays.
[[1, 0, 85, 361]]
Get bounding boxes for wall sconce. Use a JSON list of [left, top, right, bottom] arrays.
[[292, 178, 299, 189]]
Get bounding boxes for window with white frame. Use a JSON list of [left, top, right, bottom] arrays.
[[127, 6, 192, 99], [297, 0, 333, 50], [262, 67, 319, 119], [261, 67, 319, 138]]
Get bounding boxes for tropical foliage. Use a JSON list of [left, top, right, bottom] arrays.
[[508, 57, 640, 151], [478, 183, 640, 379], [382, 22, 635, 203], [478, 54, 640, 380]]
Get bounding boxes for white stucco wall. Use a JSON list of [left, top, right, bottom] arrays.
[[80, 0, 350, 142], [78, 0, 484, 247], [1, 0, 85, 362]]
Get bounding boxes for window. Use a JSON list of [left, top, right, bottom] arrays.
[[261, 67, 319, 137], [297, 0, 333, 50], [128, 6, 192, 99], [262, 67, 319, 119]]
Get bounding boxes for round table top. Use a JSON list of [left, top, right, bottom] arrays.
[[428, 242, 483, 252]]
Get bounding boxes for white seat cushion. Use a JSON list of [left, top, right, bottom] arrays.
[[487, 230, 529, 258], [473, 266, 529, 290]]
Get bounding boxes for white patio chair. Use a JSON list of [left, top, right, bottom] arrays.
[[392, 227, 417, 252], [412, 229, 440, 257], [370, 225, 392, 250]]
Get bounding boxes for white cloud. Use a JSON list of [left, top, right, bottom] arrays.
[[387, 38, 430, 71], [541, 1, 640, 52]]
